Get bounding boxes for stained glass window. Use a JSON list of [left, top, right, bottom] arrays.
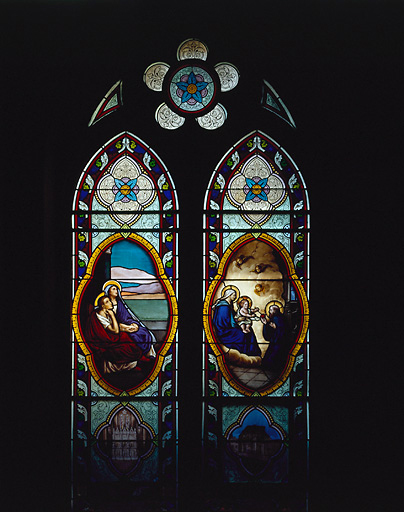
[[203, 130, 309, 510], [71, 132, 178, 511]]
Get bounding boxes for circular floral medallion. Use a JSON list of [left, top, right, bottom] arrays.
[[95, 156, 156, 227], [226, 155, 287, 226], [166, 63, 217, 115]]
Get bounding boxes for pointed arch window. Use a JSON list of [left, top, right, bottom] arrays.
[[71, 132, 178, 510], [203, 130, 309, 509]]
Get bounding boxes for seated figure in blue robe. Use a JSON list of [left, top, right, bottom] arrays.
[[104, 282, 156, 358], [212, 288, 261, 357]]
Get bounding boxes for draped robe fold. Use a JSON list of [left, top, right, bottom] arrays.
[[114, 299, 154, 355], [86, 310, 143, 363], [212, 299, 261, 356], [261, 313, 287, 370]]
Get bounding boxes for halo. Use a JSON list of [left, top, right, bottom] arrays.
[[102, 280, 122, 291], [237, 295, 252, 308], [265, 300, 284, 317], [221, 284, 240, 302], [94, 292, 107, 307]]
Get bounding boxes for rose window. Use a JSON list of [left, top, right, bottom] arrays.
[[143, 38, 239, 130]]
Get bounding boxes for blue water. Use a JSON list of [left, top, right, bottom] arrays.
[[126, 299, 169, 321]]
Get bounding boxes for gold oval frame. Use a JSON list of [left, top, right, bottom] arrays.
[[203, 233, 309, 396], [72, 233, 178, 396]]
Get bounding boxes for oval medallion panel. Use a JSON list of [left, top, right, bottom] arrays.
[[203, 234, 308, 396], [73, 234, 177, 395]]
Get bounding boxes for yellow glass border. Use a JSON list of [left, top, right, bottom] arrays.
[[72, 233, 178, 396], [203, 233, 309, 397]]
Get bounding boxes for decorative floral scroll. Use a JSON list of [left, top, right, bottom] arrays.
[[96, 155, 156, 227], [226, 155, 287, 226]]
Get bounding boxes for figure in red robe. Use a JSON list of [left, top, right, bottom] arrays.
[[85, 295, 143, 373]]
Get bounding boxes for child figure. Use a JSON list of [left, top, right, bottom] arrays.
[[235, 296, 260, 333]]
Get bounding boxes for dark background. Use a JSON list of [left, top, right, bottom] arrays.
[[2, 1, 402, 510]]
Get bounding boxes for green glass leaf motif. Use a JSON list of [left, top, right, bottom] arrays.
[[209, 261, 216, 268], [95, 159, 102, 168], [166, 260, 173, 268], [247, 139, 253, 148], [296, 234, 304, 242], [121, 223, 130, 238], [115, 141, 122, 149], [164, 388, 172, 397], [77, 362, 85, 371], [78, 260, 86, 268], [162, 182, 169, 190], [165, 362, 172, 371], [130, 141, 137, 149], [77, 389, 84, 396], [150, 159, 156, 168], [226, 158, 233, 167], [209, 234, 216, 242]]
